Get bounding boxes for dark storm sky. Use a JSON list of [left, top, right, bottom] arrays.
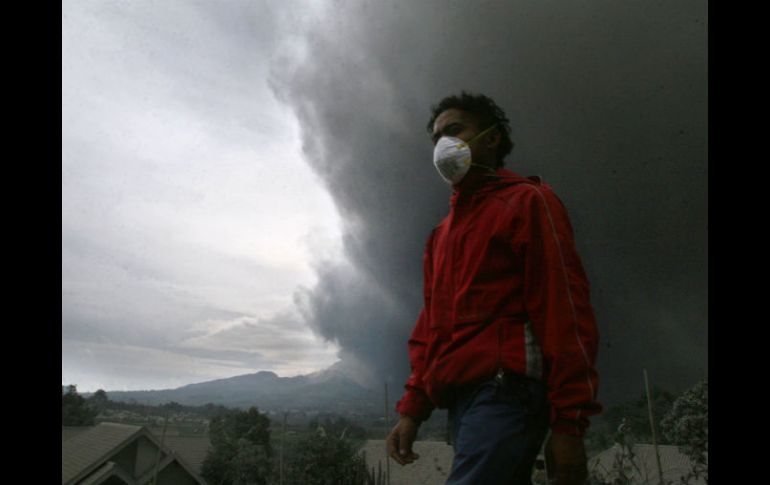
[[271, 0, 708, 406]]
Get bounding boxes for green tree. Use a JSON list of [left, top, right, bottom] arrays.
[[286, 429, 368, 485], [88, 389, 109, 415], [201, 407, 273, 485], [62, 385, 98, 426], [660, 379, 708, 484]]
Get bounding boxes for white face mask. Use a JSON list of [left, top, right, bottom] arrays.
[[432, 124, 498, 185]]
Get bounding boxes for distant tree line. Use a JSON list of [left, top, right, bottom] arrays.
[[100, 395, 231, 419], [61, 384, 233, 426]]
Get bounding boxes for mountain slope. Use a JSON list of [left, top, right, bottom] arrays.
[[100, 363, 383, 413]]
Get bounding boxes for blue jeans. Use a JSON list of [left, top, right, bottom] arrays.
[[446, 373, 550, 485]]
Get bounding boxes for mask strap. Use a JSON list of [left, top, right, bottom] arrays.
[[457, 124, 499, 149], [469, 163, 498, 174]]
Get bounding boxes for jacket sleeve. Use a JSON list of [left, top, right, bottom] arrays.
[[395, 230, 437, 422], [514, 184, 602, 437]]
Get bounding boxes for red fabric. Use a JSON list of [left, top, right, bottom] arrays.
[[395, 168, 602, 436]]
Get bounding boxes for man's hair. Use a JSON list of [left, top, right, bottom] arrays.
[[426, 91, 514, 168]]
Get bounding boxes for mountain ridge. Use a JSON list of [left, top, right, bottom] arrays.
[[87, 360, 384, 414]]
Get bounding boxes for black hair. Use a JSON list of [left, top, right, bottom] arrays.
[[426, 91, 514, 168]]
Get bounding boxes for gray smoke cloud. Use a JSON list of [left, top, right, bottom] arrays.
[[271, 0, 707, 406]]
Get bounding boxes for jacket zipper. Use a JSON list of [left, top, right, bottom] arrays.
[[497, 320, 504, 379]]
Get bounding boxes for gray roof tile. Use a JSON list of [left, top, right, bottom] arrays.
[[589, 443, 706, 485], [162, 436, 212, 474], [62, 426, 91, 443], [61, 423, 141, 484], [359, 439, 455, 485]]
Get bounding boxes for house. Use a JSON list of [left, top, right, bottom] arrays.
[[61, 422, 209, 485], [359, 440, 551, 484], [588, 443, 707, 485], [359, 439, 455, 485]]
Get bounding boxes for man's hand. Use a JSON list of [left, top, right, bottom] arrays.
[[545, 433, 588, 485], [386, 415, 421, 466]]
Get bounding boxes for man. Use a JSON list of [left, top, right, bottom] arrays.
[[386, 92, 601, 485]]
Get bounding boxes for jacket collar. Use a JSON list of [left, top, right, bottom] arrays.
[[449, 167, 539, 206]]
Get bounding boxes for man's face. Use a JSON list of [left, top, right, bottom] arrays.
[[431, 108, 498, 167], [431, 108, 481, 146]]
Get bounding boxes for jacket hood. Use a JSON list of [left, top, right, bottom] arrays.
[[450, 167, 541, 206]]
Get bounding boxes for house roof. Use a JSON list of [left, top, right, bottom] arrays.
[[589, 443, 706, 485], [62, 422, 142, 484], [62, 426, 91, 443], [359, 440, 455, 485], [61, 422, 207, 485], [162, 436, 212, 474], [77, 462, 129, 485]]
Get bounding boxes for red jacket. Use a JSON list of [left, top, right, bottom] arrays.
[[395, 168, 602, 437]]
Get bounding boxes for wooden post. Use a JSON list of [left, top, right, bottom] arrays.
[[644, 369, 665, 485], [152, 410, 169, 485], [384, 381, 391, 485]]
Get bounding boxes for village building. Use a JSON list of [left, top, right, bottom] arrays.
[[359, 439, 455, 485], [62, 422, 211, 485], [588, 443, 707, 485], [359, 439, 707, 485]]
